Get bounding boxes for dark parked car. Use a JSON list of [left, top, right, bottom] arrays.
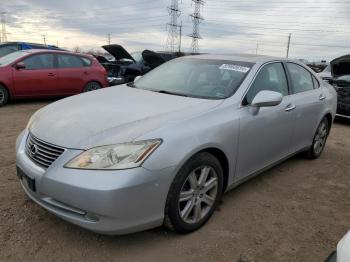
[[0, 49, 108, 106], [334, 75, 350, 119], [96, 44, 196, 85], [329, 54, 350, 119], [0, 42, 63, 58]]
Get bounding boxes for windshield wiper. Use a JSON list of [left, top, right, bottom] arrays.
[[153, 90, 189, 97]]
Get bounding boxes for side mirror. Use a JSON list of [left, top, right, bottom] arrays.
[[134, 75, 142, 82], [15, 62, 26, 70], [251, 90, 283, 108]]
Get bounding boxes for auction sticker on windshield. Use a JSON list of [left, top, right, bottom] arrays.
[[219, 64, 250, 73]]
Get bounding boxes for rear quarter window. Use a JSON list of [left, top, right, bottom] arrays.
[[58, 54, 89, 68], [286, 63, 314, 94]]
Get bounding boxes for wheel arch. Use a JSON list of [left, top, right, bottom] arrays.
[[83, 80, 103, 92], [196, 147, 230, 192], [324, 112, 333, 130], [0, 81, 12, 99]]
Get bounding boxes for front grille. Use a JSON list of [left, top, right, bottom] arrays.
[[25, 133, 65, 169]]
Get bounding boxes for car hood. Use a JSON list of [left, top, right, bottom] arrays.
[[29, 86, 222, 149], [102, 44, 135, 62]]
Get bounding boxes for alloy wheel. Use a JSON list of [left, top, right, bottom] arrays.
[[178, 166, 219, 224], [313, 120, 328, 155], [0, 89, 4, 104]]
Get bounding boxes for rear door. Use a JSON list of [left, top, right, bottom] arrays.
[[13, 53, 58, 96], [236, 62, 295, 180], [285, 62, 325, 152], [56, 54, 90, 94]]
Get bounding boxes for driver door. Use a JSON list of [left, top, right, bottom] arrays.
[[13, 53, 58, 97], [235, 62, 295, 181]]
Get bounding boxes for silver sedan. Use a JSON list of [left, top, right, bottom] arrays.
[[16, 54, 337, 234]]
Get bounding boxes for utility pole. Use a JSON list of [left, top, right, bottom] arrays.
[[286, 33, 291, 58], [178, 21, 182, 53], [166, 0, 181, 52], [0, 12, 8, 43], [256, 41, 259, 55], [107, 33, 111, 45], [42, 34, 47, 46], [189, 0, 205, 53]]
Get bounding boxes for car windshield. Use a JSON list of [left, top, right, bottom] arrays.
[[0, 45, 18, 58], [134, 58, 253, 99], [323, 64, 331, 72], [0, 51, 28, 67]]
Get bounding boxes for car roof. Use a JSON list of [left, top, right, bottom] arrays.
[[184, 53, 288, 64], [17, 49, 92, 57]]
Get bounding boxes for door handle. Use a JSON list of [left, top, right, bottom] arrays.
[[48, 73, 55, 77], [319, 94, 326, 101], [285, 104, 296, 112]]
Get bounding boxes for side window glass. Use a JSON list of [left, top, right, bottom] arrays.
[[22, 54, 54, 70], [312, 76, 320, 89], [245, 62, 288, 104], [58, 54, 84, 68], [286, 63, 314, 93], [81, 57, 92, 66]]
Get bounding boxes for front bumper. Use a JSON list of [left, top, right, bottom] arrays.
[[16, 130, 176, 235]]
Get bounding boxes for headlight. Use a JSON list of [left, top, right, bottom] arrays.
[[65, 139, 162, 170]]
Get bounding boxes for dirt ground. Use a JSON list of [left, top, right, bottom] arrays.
[[0, 100, 349, 262]]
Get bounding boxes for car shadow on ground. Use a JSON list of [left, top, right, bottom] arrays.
[[334, 117, 350, 125]]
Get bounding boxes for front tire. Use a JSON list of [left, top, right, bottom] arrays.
[[0, 85, 9, 107], [305, 117, 330, 159], [83, 82, 101, 92], [164, 152, 223, 233]]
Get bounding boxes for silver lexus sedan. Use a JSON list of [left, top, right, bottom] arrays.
[[16, 54, 337, 235]]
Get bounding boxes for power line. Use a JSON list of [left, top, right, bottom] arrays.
[[189, 0, 205, 53], [41, 34, 47, 46], [166, 0, 181, 52], [0, 12, 7, 43]]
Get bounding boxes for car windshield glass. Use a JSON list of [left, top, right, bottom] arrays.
[[134, 58, 254, 99], [0, 45, 18, 58], [323, 65, 331, 72], [131, 52, 143, 63], [0, 51, 28, 67]]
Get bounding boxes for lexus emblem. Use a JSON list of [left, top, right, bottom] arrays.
[[30, 144, 38, 157]]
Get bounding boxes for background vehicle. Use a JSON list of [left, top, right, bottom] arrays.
[[0, 42, 63, 58], [96, 44, 197, 85], [0, 49, 108, 106], [16, 54, 337, 235], [325, 231, 350, 262], [334, 75, 350, 118], [325, 54, 350, 119]]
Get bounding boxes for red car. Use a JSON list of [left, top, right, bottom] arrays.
[[0, 49, 109, 106]]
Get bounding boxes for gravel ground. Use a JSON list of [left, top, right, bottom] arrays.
[[0, 100, 349, 262]]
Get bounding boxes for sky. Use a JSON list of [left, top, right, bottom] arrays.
[[1, 0, 350, 61]]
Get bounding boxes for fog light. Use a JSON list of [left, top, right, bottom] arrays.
[[84, 212, 99, 222]]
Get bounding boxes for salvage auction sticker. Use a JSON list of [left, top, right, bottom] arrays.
[[219, 64, 250, 73]]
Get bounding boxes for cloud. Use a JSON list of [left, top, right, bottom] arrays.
[[2, 0, 350, 61]]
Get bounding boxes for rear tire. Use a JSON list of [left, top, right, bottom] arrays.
[[164, 152, 223, 234], [0, 85, 9, 107], [83, 82, 101, 92], [304, 117, 330, 159]]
